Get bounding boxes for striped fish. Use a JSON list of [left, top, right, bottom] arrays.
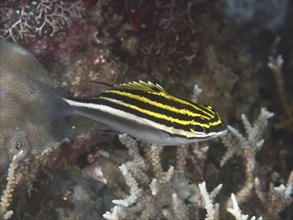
[[38, 80, 227, 146]]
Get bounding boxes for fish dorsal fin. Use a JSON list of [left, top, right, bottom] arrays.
[[78, 81, 114, 97], [115, 81, 167, 93]]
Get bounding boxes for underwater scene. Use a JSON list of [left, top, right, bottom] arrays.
[[0, 0, 292, 219]]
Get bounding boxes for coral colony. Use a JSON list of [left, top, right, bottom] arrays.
[[102, 111, 292, 220], [0, 0, 85, 42], [0, 1, 292, 220]]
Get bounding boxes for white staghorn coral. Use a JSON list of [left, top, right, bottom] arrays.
[[268, 54, 292, 131], [103, 107, 292, 219], [273, 171, 293, 199], [0, 150, 26, 219], [198, 181, 222, 220], [254, 171, 293, 219], [219, 107, 292, 218], [220, 107, 274, 203], [227, 193, 263, 220], [103, 205, 120, 220], [104, 134, 201, 219], [113, 164, 142, 207], [191, 84, 203, 103], [221, 107, 274, 167]]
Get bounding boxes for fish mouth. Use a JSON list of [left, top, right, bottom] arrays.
[[217, 128, 228, 136], [213, 128, 228, 137], [207, 122, 228, 137]]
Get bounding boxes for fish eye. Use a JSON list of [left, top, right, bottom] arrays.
[[195, 125, 205, 132], [16, 143, 22, 150], [190, 125, 205, 133]]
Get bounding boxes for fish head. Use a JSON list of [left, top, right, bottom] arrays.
[[188, 105, 228, 140]]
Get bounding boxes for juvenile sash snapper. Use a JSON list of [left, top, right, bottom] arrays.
[[37, 80, 228, 146]]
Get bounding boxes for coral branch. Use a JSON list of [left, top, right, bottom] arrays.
[[0, 149, 27, 219], [254, 171, 293, 219], [176, 145, 188, 181], [227, 193, 263, 220], [198, 181, 222, 220], [220, 108, 274, 203], [105, 134, 204, 219], [268, 54, 293, 131], [113, 164, 142, 207]]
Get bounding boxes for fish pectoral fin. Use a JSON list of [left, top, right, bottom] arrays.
[[94, 121, 121, 134], [99, 128, 121, 134]]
